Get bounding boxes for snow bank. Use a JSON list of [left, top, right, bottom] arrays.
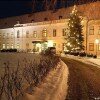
[[23, 60, 69, 100]]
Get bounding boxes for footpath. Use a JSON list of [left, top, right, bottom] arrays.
[[23, 60, 69, 100]]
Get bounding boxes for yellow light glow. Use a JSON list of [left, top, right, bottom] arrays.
[[95, 39, 99, 44], [48, 41, 53, 47]]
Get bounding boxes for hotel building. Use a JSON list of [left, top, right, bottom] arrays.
[[0, 1, 100, 55]]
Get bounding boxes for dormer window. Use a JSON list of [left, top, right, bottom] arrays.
[[31, 19, 34, 23], [59, 16, 63, 19], [17, 21, 20, 24], [44, 18, 48, 21]]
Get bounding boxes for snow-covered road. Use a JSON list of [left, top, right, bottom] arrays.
[[23, 60, 69, 100]]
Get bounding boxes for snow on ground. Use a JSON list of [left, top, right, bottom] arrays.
[[61, 53, 100, 68], [23, 60, 69, 100], [0, 53, 69, 100]]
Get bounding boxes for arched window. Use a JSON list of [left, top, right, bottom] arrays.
[[17, 30, 20, 38]]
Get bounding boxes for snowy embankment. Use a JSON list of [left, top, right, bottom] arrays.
[[23, 60, 69, 100]]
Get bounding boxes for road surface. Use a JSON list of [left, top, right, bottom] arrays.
[[61, 57, 100, 100]]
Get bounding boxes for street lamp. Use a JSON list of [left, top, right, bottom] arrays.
[[95, 38, 99, 57]]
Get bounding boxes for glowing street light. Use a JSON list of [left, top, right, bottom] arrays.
[[95, 38, 99, 57]]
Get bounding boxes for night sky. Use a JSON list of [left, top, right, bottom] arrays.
[[0, 0, 97, 18], [0, 0, 32, 18]]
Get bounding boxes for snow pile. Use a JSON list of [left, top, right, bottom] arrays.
[[23, 60, 69, 100]]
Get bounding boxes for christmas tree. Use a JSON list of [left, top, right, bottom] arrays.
[[66, 5, 84, 52]]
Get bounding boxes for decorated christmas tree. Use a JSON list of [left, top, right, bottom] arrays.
[[66, 5, 84, 52]]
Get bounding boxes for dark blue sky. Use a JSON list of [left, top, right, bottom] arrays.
[[0, 0, 32, 18]]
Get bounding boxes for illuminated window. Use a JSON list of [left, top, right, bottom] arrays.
[[26, 31, 29, 38], [3, 44, 5, 49], [62, 28, 67, 36], [0, 33, 1, 38], [53, 29, 56, 37], [11, 33, 13, 39], [33, 31, 37, 38], [17, 30, 20, 38], [89, 26, 94, 35], [17, 43, 20, 49], [42, 28, 47, 37], [11, 44, 14, 49], [7, 43, 9, 49], [7, 33, 9, 39], [3, 33, 5, 38], [98, 26, 100, 35], [89, 43, 94, 51]]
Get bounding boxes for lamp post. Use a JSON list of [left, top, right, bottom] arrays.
[[95, 39, 99, 57]]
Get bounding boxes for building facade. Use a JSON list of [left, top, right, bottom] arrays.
[[0, 1, 100, 55]]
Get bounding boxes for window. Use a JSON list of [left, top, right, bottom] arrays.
[[44, 18, 48, 21], [0, 43, 1, 49], [89, 43, 94, 51], [53, 43, 56, 47], [3, 44, 5, 49], [7, 33, 9, 39], [42, 28, 47, 37], [89, 26, 94, 35], [33, 31, 37, 38], [62, 43, 66, 51], [11, 44, 14, 49], [59, 16, 63, 19], [99, 26, 100, 35], [26, 43, 29, 49], [17, 21, 20, 24], [11, 33, 13, 39], [17, 30, 20, 38], [62, 28, 67, 36], [53, 29, 56, 37], [7, 43, 9, 49], [26, 31, 29, 38], [17, 43, 20, 49], [3, 33, 5, 38], [31, 19, 34, 23], [0, 33, 1, 38]]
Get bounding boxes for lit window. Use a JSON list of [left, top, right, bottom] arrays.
[[3, 44, 5, 49], [11, 44, 14, 49], [7, 33, 9, 39], [62, 28, 67, 36], [7, 43, 9, 49], [89, 26, 94, 35], [33, 31, 37, 38], [89, 43, 94, 51], [42, 28, 47, 37], [62, 43, 67, 51], [3, 33, 5, 38], [26, 31, 29, 38], [98, 26, 100, 35], [53, 29, 56, 37], [17, 43, 20, 49], [17, 30, 20, 38]]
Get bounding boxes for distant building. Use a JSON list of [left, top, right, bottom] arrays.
[[0, 1, 100, 55]]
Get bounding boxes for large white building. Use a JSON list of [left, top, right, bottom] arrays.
[[0, 1, 100, 55]]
